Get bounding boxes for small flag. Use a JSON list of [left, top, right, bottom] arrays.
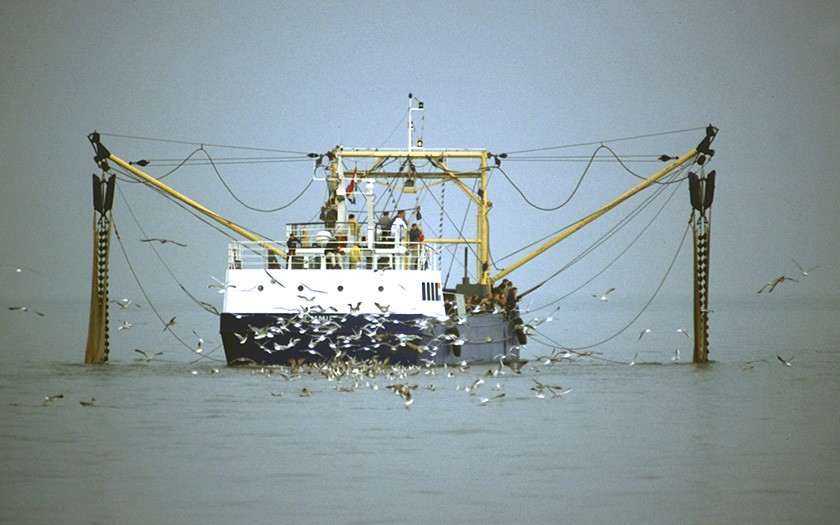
[[346, 168, 357, 204]]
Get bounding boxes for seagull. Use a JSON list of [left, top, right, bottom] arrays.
[[638, 328, 652, 340], [79, 398, 97, 407], [299, 386, 312, 397], [758, 275, 798, 294], [593, 287, 615, 301], [111, 298, 141, 309], [792, 259, 819, 277], [118, 320, 136, 331], [299, 283, 326, 294], [135, 349, 163, 361], [374, 302, 390, 313], [163, 316, 176, 332], [141, 237, 187, 247], [672, 348, 681, 362], [348, 301, 362, 314], [43, 394, 63, 406], [192, 330, 204, 353], [264, 269, 285, 287], [209, 275, 236, 293], [2, 264, 40, 275], [8, 306, 45, 316], [629, 353, 638, 366], [478, 393, 506, 405], [677, 328, 691, 338], [777, 355, 793, 367]]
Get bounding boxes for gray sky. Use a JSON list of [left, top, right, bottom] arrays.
[[2, 0, 839, 319]]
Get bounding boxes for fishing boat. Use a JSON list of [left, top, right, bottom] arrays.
[[85, 97, 717, 366]]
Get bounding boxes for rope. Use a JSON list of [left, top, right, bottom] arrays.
[[532, 217, 692, 353], [111, 215, 225, 362]]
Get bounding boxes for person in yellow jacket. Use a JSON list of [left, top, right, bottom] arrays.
[[349, 243, 362, 269]]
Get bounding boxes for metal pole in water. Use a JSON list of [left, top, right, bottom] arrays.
[[84, 173, 115, 364], [689, 169, 715, 363]]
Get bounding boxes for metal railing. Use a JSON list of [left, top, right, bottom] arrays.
[[228, 238, 438, 271]]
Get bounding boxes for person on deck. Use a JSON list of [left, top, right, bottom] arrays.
[[390, 210, 408, 246], [286, 232, 301, 269], [408, 223, 423, 269]]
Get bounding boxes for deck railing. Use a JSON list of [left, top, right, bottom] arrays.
[[228, 238, 438, 271]]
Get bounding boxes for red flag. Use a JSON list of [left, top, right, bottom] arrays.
[[346, 167, 357, 204]]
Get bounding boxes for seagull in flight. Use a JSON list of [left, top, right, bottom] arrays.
[[777, 355, 793, 367], [163, 316, 177, 332], [1, 264, 40, 275], [111, 298, 141, 309], [638, 328, 652, 340], [593, 287, 615, 301], [677, 328, 691, 338], [135, 349, 163, 362], [758, 275, 798, 294], [792, 259, 819, 277], [141, 238, 187, 247], [8, 306, 45, 316]]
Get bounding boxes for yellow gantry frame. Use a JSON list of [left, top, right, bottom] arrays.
[[107, 154, 286, 258], [489, 147, 701, 283], [332, 149, 492, 283], [108, 143, 699, 288]]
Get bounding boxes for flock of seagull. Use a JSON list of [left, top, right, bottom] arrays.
[[5, 254, 825, 411]]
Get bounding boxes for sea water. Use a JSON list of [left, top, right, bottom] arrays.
[[1, 296, 838, 524]]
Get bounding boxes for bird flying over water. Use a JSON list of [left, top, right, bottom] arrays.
[[163, 316, 176, 331], [135, 349, 163, 361], [758, 275, 798, 294], [111, 298, 141, 309], [777, 355, 793, 367], [141, 238, 187, 247], [791, 259, 819, 277], [593, 287, 615, 301], [8, 306, 44, 316], [638, 328, 652, 340]]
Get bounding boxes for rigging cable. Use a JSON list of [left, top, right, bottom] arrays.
[[202, 147, 316, 213], [521, 165, 688, 307], [116, 186, 222, 316], [98, 132, 309, 154], [529, 214, 692, 353], [110, 213, 225, 362], [504, 126, 706, 155]]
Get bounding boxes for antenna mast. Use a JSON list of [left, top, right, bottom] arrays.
[[408, 93, 424, 151]]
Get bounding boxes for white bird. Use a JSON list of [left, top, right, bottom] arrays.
[[8, 306, 45, 317], [374, 302, 390, 313], [118, 320, 135, 331], [677, 328, 691, 338], [163, 316, 176, 332], [263, 269, 285, 287], [192, 330, 203, 353], [111, 298, 140, 309], [209, 275, 236, 293], [792, 259, 819, 277], [638, 328, 652, 340], [135, 349, 163, 362], [777, 355, 793, 367], [141, 237, 187, 247], [43, 394, 63, 406], [672, 348, 681, 362], [758, 275, 798, 294], [629, 353, 638, 366], [593, 287, 615, 301]]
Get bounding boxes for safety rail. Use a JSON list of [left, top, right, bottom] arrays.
[[228, 240, 438, 271]]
